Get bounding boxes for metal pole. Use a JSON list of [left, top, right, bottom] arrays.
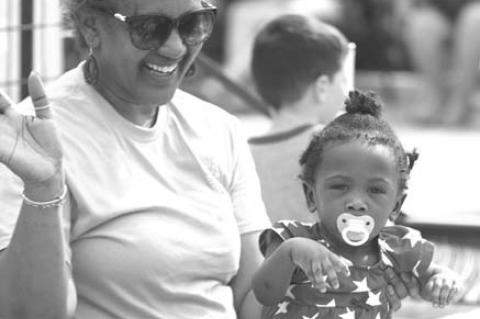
[[20, 0, 33, 99]]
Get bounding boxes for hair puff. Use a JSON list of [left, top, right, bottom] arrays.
[[344, 90, 382, 118]]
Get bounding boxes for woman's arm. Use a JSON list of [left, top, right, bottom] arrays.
[[0, 191, 76, 319], [230, 230, 264, 319], [0, 73, 76, 318]]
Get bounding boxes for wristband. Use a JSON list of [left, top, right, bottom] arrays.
[[22, 185, 68, 209]]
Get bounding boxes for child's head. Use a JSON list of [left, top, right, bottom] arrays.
[[299, 90, 417, 247], [251, 14, 349, 111]]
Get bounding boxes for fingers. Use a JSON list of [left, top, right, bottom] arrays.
[[333, 256, 351, 276], [385, 268, 408, 299], [386, 284, 402, 312], [28, 71, 52, 119], [0, 90, 13, 114], [310, 262, 329, 293], [438, 281, 450, 306], [400, 272, 420, 297], [435, 278, 458, 307], [446, 283, 458, 304], [323, 259, 340, 289], [310, 258, 343, 292]]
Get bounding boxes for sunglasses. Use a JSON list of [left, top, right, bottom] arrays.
[[93, 1, 217, 50]]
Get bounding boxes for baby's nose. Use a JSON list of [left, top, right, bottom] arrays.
[[345, 199, 367, 212]]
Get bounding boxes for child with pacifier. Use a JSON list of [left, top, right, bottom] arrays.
[[253, 90, 461, 319]]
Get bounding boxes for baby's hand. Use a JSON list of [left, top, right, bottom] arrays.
[[422, 269, 461, 308], [288, 238, 351, 293]]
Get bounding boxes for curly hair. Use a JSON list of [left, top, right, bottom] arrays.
[[299, 90, 417, 193]]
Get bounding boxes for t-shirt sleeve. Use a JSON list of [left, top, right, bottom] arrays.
[[379, 225, 435, 276], [0, 164, 72, 264], [259, 220, 315, 256], [229, 119, 271, 234]]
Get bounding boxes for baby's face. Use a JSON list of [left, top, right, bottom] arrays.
[[306, 140, 401, 247]]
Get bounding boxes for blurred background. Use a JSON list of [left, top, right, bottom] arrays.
[[1, 0, 480, 317]]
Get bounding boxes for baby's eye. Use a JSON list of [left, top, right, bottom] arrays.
[[330, 184, 348, 191], [368, 186, 386, 194]]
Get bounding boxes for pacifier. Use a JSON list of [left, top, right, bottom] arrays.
[[336, 213, 375, 246]]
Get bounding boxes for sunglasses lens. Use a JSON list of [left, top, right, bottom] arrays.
[[126, 10, 215, 50], [178, 11, 215, 45], [128, 16, 172, 50]]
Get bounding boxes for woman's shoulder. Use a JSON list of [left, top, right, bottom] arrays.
[[171, 90, 239, 126]]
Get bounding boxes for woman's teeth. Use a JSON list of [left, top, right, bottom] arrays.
[[145, 63, 177, 74]]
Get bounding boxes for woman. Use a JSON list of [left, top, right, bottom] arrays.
[[0, 0, 270, 318]]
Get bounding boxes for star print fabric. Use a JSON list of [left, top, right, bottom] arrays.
[[259, 221, 435, 319]]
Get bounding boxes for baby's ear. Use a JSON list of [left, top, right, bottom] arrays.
[[390, 193, 407, 222], [302, 181, 317, 213]]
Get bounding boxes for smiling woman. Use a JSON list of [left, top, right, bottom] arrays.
[[0, 0, 270, 318]]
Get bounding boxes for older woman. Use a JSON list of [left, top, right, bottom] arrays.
[[0, 0, 269, 318]]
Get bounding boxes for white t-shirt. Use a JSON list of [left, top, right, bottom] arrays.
[[0, 64, 270, 319]]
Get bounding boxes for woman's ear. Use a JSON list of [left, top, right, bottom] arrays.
[[75, 11, 101, 50], [389, 193, 407, 222], [302, 181, 317, 213]]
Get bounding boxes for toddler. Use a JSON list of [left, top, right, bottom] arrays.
[[253, 90, 460, 319]]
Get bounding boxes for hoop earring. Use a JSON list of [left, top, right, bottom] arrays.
[[84, 47, 99, 85], [185, 63, 196, 78]]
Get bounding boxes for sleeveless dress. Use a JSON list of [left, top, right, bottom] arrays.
[[259, 221, 435, 319]]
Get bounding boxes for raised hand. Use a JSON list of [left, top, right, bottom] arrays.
[[288, 237, 351, 292], [0, 72, 64, 199]]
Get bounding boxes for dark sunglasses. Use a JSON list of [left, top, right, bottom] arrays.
[[94, 1, 216, 50]]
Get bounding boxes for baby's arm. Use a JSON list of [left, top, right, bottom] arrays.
[[252, 237, 349, 306], [419, 263, 461, 307]]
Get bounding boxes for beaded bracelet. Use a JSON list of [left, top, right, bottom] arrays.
[[22, 185, 68, 209]]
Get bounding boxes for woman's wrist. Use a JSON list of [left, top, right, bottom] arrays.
[[23, 172, 66, 203]]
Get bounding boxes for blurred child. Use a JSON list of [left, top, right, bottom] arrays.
[[253, 90, 461, 319], [249, 14, 349, 223]]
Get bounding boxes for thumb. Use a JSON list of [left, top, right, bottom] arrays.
[[28, 71, 52, 119]]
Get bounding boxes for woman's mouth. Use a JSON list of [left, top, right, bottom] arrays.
[[144, 62, 178, 76]]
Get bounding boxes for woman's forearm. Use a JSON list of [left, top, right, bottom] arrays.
[[252, 240, 296, 306], [0, 183, 75, 319]]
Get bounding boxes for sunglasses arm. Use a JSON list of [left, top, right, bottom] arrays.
[[113, 13, 127, 23]]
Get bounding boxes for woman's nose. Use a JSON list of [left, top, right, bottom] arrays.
[[157, 28, 187, 58]]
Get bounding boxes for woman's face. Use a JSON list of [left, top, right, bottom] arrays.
[[305, 141, 402, 247], [95, 0, 208, 106]]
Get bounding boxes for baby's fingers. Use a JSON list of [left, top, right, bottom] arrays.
[[438, 281, 452, 307], [322, 259, 340, 290], [446, 282, 459, 305], [330, 255, 351, 277], [430, 277, 444, 307], [311, 262, 329, 293]]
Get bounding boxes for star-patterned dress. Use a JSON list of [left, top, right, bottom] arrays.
[[259, 221, 435, 319]]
